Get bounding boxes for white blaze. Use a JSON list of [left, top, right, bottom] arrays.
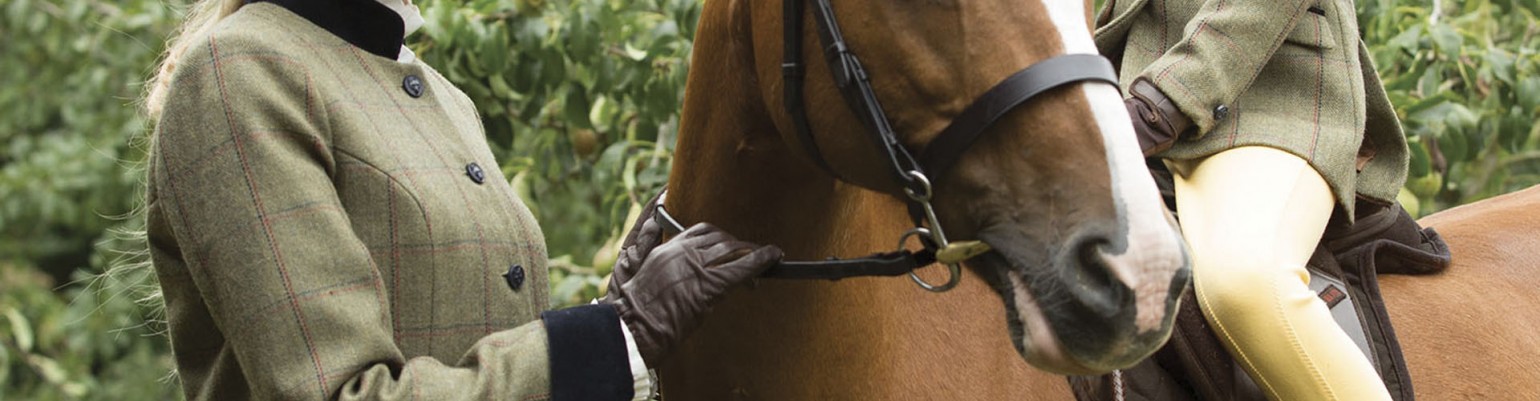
[[1038, 0, 1187, 334]]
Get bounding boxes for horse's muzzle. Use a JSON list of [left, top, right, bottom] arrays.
[[980, 222, 1190, 374]]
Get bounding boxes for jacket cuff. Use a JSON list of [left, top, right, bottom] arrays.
[[1144, 75, 1219, 138], [542, 304, 634, 401]]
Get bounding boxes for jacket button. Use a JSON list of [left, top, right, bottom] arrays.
[[465, 163, 486, 184], [1213, 104, 1230, 121], [402, 75, 425, 98], [503, 264, 525, 291]]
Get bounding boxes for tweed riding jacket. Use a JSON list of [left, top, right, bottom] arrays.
[[1095, 0, 1409, 215], [146, 1, 633, 399]]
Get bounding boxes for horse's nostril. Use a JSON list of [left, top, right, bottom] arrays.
[[1064, 238, 1133, 319], [1074, 240, 1115, 288], [1038, 234, 1141, 368]]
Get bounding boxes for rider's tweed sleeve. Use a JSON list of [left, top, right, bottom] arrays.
[[145, 11, 633, 400], [1131, 0, 1316, 136]]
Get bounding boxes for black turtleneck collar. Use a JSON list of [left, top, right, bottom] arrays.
[[247, 0, 404, 60]]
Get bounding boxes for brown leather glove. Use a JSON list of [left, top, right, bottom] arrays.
[[607, 194, 666, 290], [1125, 77, 1194, 157], [604, 222, 782, 365]]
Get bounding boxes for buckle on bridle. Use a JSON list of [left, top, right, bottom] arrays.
[[896, 170, 990, 292]]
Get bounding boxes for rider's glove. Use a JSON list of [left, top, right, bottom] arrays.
[[1125, 77, 1194, 157]]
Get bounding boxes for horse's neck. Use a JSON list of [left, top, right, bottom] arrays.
[[664, 76, 851, 257]]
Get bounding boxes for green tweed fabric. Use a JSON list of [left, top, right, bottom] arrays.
[[146, 4, 555, 400], [1095, 0, 1409, 216]]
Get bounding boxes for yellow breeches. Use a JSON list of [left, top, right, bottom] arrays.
[[1167, 146, 1390, 401]]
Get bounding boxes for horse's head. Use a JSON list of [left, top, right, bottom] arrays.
[[748, 0, 1190, 374]]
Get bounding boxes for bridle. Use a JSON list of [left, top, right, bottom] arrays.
[[656, 0, 1120, 292]]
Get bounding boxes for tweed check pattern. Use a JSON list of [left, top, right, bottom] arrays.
[[1095, 0, 1409, 216], [147, 4, 570, 399]]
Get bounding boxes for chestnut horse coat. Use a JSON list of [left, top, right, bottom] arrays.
[[1094, 0, 1408, 215]]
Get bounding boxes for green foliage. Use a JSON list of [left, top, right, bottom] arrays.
[[1, 1, 176, 399], [1, 262, 178, 400], [1358, 0, 1540, 214], [1, 0, 1537, 398], [412, 0, 697, 306], [0, 0, 170, 281]]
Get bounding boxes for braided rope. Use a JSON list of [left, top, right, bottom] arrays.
[[1113, 369, 1126, 401]]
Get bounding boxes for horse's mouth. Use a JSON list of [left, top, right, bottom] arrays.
[[969, 234, 1177, 375], [969, 250, 1102, 375]]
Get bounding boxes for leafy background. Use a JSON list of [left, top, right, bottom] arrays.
[[0, 0, 1534, 398]]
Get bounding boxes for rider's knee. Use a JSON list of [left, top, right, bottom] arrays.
[[1188, 240, 1302, 318]]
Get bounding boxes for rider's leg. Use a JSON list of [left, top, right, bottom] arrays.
[[1167, 146, 1390, 401]]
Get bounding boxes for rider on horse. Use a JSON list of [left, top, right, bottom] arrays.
[[1099, 0, 1407, 399]]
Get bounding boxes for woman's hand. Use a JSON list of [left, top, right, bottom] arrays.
[[603, 220, 782, 365]]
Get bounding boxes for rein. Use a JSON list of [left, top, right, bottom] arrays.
[[664, 0, 1120, 292], [652, 192, 948, 280]]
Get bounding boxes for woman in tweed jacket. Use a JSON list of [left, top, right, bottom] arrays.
[[141, 0, 779, 400], [1097, 0, 1408, 399]]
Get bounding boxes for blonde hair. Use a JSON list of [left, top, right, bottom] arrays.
[[143, 0, 247, 119], [107, 0, 249, 340]]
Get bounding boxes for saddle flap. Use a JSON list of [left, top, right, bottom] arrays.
[[1306, 268, 1375, 370], [1326, 202, 1452, 276]]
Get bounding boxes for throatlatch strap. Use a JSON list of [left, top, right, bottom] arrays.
[[783, 0, 843, 180], [808, 0, 927, 197]]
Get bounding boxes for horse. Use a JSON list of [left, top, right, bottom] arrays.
[[655, 0, 1189, 399], [1382, 185, 1540, 399]]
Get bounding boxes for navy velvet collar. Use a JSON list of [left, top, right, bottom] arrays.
[[248, 0, 404, 60]]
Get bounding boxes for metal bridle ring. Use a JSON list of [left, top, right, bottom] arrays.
[[911, 262, 963, 293], [898, 228, 963, 292], [901, 170, 933, 202]]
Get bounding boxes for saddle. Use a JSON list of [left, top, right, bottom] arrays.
[[1068, 164, 1453, 401]]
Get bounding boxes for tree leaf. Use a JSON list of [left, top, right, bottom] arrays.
[[1500, 109, 1530, 154], [1408, 137, 1431, 177], [1429, 24, 1461, 58], [562, 87, 593, 129], [1517, 76, 1540, 113], [4, 307, 33, 352], [1417, 66, 1443, 97], [1437, 123, 1470, 162], [1484, 49, 1516, 85]]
